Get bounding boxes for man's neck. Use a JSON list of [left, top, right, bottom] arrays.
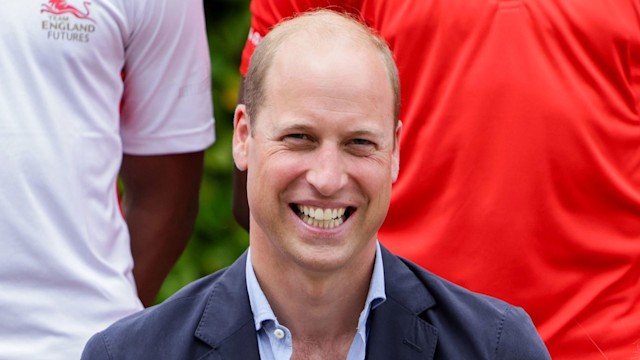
[[250, 242, 376, 356], [266, 268, 371, 359]]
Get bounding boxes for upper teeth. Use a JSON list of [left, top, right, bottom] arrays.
[[298, 205, 346, 220]]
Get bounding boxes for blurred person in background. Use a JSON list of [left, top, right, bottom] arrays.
[[0, 0, 213, 358], [233, 1, 640, 358]]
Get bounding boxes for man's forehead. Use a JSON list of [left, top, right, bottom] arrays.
[[267, 44, 389, 97], [271, 30, 378, 75]]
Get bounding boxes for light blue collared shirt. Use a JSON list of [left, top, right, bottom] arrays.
[[246, 242, 387, 360]]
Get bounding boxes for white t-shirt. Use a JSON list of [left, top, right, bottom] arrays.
[[0, 0, 214, 358]]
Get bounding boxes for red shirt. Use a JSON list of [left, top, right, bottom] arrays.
[[241, 1, 640, 358]]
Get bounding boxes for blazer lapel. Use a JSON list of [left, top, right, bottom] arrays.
[[193, 251, 261, 360], [366, 247, 439, 360]]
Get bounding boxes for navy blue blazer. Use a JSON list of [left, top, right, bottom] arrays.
[[82, 247, 551, 359]]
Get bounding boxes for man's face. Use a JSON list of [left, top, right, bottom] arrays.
[[234, 36, 400, 274]]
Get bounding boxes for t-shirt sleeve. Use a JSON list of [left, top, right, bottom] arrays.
[[120, 0, 215, 155], [240, 0, 361, 76]]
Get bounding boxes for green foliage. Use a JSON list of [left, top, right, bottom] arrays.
[[156, 0, 251, 302]]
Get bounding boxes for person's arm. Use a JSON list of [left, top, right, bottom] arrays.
[[232, 162, 250, 230], [119, 151, 205, 307]]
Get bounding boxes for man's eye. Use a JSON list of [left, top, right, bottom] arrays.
[[351, 138, 374, 146], [286, 133, 309, 140], [282, 134, 314, 146], [348, 139, 377, 156]]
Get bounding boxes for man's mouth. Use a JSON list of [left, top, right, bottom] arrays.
[[292, 204, 353, 229]]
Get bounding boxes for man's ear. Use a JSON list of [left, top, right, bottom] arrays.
[[233, 105, 251, 171], [392, 120, 402, 183]]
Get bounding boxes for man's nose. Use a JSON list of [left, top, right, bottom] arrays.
[[305, 145, 349, 196]]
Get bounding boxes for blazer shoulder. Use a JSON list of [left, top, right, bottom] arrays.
[[81, 268, 231, 360], [386, 253, 550, 359]]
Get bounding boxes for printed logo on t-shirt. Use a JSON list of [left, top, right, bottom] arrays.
[[41, 0, 96, 43]]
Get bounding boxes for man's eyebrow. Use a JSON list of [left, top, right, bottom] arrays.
[[276, 122, 315, 132], [347, 128, 384, 138], [274, 119, 387, 138]]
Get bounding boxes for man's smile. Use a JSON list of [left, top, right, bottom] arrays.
[[292, 204, 354, 229]]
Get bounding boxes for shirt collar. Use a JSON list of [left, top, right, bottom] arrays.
[[246, 247, 276, 331], [245, 242, 387, 332]]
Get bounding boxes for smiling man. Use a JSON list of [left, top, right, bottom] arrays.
[[82, 10, 550, 360]]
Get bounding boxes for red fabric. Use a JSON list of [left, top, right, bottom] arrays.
[[241, 1, 640, 358]]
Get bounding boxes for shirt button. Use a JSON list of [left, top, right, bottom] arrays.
[[274, 328, 285, 340]]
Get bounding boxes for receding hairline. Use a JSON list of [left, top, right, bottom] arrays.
[[244, 9, 401, 125]]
